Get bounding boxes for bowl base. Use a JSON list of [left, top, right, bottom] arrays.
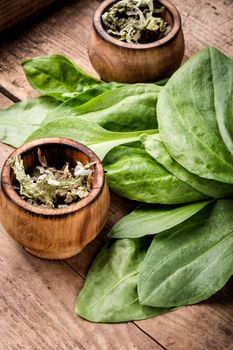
[[23, 246, 82, 260]]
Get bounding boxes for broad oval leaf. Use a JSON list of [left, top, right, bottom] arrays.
[[109, 201, 211, 238], [103, 144, 207, 203], [210, 48, 233, 155], [41, 84, 121, 125], [0, 96, 60, 148], [138, 199, 233, 308], [157, 47, 233, 184], [76, 238, 171, 322], [59, 84, 119, 105], [141, 133, 233, 198], [22, 55, 103, 100], [43, 84, 160, 132], [26, 117, 156, 160]]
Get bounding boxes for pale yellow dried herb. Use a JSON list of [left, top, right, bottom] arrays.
[[9, 148, 94, 208], [102, 0, 171, 44]]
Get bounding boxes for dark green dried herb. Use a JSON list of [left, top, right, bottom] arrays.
[[9, 148, 94, 208], [102, 0, 171, 44]]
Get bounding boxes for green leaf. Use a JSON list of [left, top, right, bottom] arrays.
[[76, 238, 171, 322], [54, 84, 121, 106], [154, 78, 169, 86], [157, 47, 233, 184], [22, 55, 104, 100], [109, 201, 211, 238], [0, 96, 60, 148], [43, 84, 160, 132], [138, 199, 233, 308], [26, 118, 156, 160], [103, 143, 207, 203], [141, 133, 233, 198], [210, 48, 233, 155]]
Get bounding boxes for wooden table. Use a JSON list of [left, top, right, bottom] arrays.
[[0, 1, 233, 349]]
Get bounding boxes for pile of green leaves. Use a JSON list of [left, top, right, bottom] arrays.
[[0, 47, 233, 323], [76, 200, 233, 322], [76, 199, 233, 322], [104, 48, 233, 203], [0, 54, 159, 159]]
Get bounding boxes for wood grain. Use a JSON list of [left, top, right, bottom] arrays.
[[0, 0, 57, 34], [135, 281, 233, 350], [88, 0, 184, 82], [0, 0, 100, 100], [0, 0, 233, 348], [0, 222, 162, 350]]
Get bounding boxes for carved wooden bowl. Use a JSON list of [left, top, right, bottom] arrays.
[[88, 0, 184, 83], [0, 138, 110, 260]]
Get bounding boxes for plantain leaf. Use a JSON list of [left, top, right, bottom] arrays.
[[138, 199, 233, 308], [109, 201, 211, 238], [141, 133, 233, 198], [103, 143, 207, 203], [53, 84, 120, 105], [0, 96, 60, 148], [76, 238, 171, 323], [26, 118, 156, 160], [43, 84, 160, 132], [22, 55, 106, 100], [157, 47, 233, 184], [210, 48, 233, 155]]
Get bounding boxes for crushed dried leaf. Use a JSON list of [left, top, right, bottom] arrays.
[[8, 148, 95, 208], [102, 0, 171, 44]]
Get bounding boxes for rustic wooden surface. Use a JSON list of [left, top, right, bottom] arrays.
[[0, 0, 233, 349], [0, 0, 57, 34]]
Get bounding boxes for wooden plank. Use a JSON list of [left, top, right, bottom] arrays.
[[175, 0, 233, 59], [0, 223, 162, 350], [0, 93, 14, 108], [0, 0, 57, 34], [0, 94, 161, 350], [135, 281, 233, 350], [0, 0, 100, 100]]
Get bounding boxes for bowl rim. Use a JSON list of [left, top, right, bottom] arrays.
[[93, 0, 182, 50], [1, 138, 105, 217]]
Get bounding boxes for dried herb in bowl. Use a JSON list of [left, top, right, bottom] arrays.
[[9, 148, 95, 208], [102, 0, 171, 44]]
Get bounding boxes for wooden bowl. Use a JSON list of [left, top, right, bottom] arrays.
[[0, 138, 110, 260], [88, 0, 184, 83]]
